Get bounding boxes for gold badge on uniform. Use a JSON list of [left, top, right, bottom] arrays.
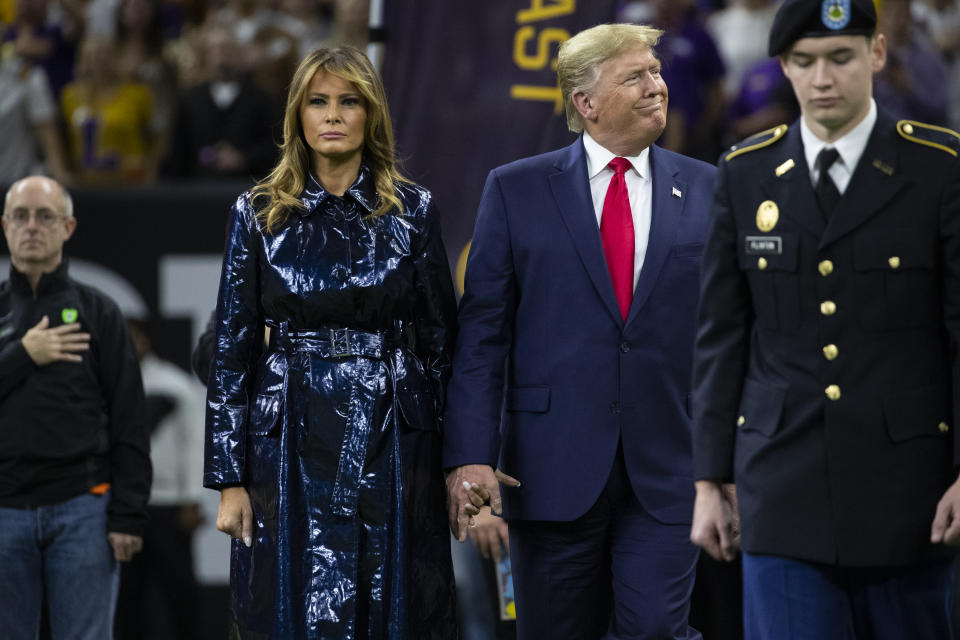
[[775, 159, 795, 177], [756, 200, 779, 232]]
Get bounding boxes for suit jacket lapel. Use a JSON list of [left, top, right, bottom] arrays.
[[625, 146, 682, 327], [549, 139, 623, 327], [820, 111, 908, 249], [760, 126, 824, 239]]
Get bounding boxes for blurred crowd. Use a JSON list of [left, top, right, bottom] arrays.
[[0, 0, 369, 188], [0, 0, 957, 188], [620, 0, 960, 163]]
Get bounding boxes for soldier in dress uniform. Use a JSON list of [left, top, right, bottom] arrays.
[[689, 0, 960, 637]]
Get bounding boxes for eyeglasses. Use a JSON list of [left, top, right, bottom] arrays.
[[3, 209, 67, 227]]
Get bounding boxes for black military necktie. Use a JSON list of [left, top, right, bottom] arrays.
[[815, 147, 841, 218]]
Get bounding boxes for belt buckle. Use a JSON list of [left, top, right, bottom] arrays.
[[330, 328, 351, 358]]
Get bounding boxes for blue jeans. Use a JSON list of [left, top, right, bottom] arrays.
[[0, 492, 120, 640], [742, 552, 955, 640]]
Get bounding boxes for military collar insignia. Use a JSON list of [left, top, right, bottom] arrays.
[[756, 200, 779, 232], [775, 158, 796, 177], [822, 0, 852, 30], [872, 159, 893, 175]]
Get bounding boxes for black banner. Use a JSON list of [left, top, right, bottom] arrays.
[[383, 0, 619, 291]]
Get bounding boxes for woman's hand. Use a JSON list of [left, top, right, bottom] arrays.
[[217, 486, 254, 547]]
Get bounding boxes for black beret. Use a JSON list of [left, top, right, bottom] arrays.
[[768, 0, 877, 56]]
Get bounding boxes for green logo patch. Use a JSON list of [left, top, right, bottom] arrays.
[[61, 308, 78, 324]]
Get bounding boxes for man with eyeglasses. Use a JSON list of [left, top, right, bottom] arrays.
[[0, 176, 151, 639]]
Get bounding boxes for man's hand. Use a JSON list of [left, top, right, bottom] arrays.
[[217, 486, 253, 547], [108, 532, 143, 562], [931, 473, 960, 546], [21, 316, 90, 366], [446, 464, 520, 542], [690, 480, 740, 562], [468, 506, 510, 561]]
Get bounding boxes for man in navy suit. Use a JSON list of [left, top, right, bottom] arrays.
[[443, 23, 715, 640]]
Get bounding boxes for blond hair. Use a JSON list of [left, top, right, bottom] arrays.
[[252, 46, 407, 233], [557, 23, 664, 133]]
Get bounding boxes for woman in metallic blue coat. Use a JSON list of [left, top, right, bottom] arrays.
[[203, 46, 460, 639]]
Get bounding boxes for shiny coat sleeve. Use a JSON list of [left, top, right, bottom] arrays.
[[692, 159, 753, 482], [411, 198, 458, 418], [442, 170, 516, 469], [204, 195, 262, 489]]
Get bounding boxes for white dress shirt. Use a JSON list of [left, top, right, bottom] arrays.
[[582, 131, 653, 291], [800, 99, 878, 195]]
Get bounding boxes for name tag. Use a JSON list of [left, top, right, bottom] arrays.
[[744, 236, 782, 255]]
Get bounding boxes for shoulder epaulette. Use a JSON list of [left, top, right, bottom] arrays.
[[724, 124, 788, 162], [896, 120, 959, 157]]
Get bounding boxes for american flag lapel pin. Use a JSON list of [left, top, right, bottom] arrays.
[[672, 186, 682, 198]]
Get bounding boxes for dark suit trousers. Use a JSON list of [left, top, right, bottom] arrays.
[[115, 505, 202, 640], [508, 446, 701, 640], [742, 552, 956, 640]]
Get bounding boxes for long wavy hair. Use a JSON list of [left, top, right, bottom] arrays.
[[252, 46, 407, 232]]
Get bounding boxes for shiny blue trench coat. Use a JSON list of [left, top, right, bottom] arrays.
[[204, 166, 459, 639]]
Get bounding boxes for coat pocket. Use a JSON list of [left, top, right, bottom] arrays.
[[505, 386, 551, 413], [852, 231, 938, 330], [883, 383, 951, 443], [397, 390, 439, 431], [738, 232, 801, 330], [248, 393, 282, 436], [737, 378, 786, 438]]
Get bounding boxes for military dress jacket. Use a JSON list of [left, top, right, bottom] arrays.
[[693, 110, 960, 566], [203, 165, 459, 639]]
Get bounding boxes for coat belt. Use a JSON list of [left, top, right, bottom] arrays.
[[268, 321, 404, 518], [268, 321, 400, 359]]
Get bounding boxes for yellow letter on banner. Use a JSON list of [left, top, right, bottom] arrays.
[[509, 84, 563, 113], [513, 26, 569, 70], [516, 0, 575, 24]]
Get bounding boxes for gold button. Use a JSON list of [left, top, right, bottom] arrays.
[[888, 256, 901, 269], [758, 257, 768, 270], [939, 422, 950, 433], [903, 123, 914, 135], [737, 415, 745, 426], [825, 385, 841, 401], [820, 300, 837, 316], [818, 260, 834, 276], [822, 344, 839, 360]]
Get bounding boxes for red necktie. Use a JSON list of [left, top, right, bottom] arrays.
[[600, 157, 635, 321]]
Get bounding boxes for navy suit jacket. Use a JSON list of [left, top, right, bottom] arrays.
[[443, 138, 717, 524]]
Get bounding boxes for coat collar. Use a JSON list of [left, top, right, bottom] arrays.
[[625, 145, 686, 328], [549, 138, 689, 329], [550, 137, 624, 327], [300, 162, 380, 214], [818, 108, 907, 249], [8, 258, 71, 298]]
